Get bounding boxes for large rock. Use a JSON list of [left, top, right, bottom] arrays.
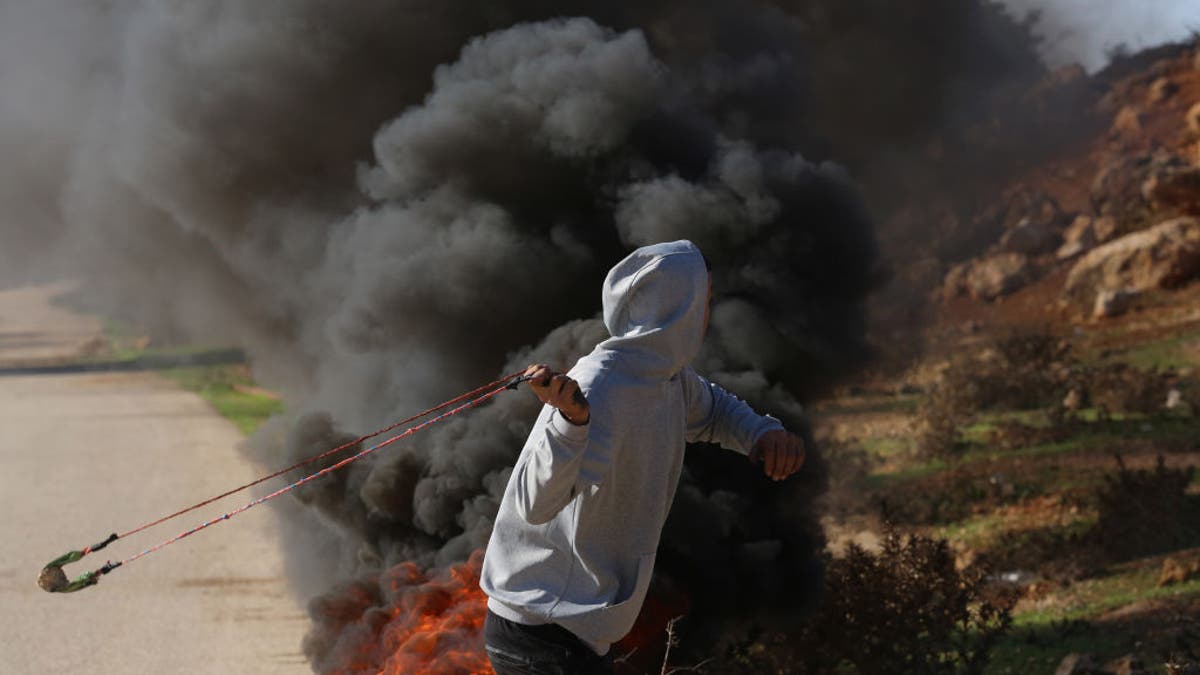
[[967, 253, 1033, 300], [1110, 105, 1144, 139], [1064, 217, 1200, 310], [941, 262, 971, 300], [1144, 164, 1200, 215], [1187, 101, 1200, 134], [1093, 287, 1141, 319], [1000, 216, 1061, 255], [1057, 215, 1118, 260], [941, 254, 1035, 302], [1091, 150, 1190, 229], [1056, 653, 1099, 675], [1158, 556, 1200, 587], [1148, 77, 1178, 103]]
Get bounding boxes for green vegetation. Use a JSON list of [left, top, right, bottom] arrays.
[[872, 413, 1196, 487], [1016, 568, 1200, 627], [822, 323, 1200, 671], [988, 574, 1200, 673], [1095, 330, 1200, 371], [936, 512, 1096, 550], [987, 623, 1134, 675], [161, 365, 282, 435], [99, 317, 223, 362], [99, 317, 281, 436], [817, 393, 922, 416], [858, 435, 914, 459], [864, 457, 949, 487]]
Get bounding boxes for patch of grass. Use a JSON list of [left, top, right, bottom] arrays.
[[1110, 334, 1200, 371], [874, 417, 1193, 486], [100, 318, 277, 435], [986, 621, 1130, 675], [113, 343, 225, 362], [817, 394, 922, 416], [99, 317, 225, 362], [866, 457, 950, 487], [959, 411, 1063, 448], [977, 409, 1056, 428], [161, 365, 282, 435], [987, 568, 1200, 673], [937, 511, 1096, 551], [1016, 568, 1200, 627], [954, 415, 1194, 465], [937, 512, 1009, 546], [859, 436, 915, 458]]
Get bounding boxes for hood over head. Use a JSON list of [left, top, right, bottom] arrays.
[[601, 240, 709, 379]]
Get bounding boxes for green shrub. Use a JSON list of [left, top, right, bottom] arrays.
[[1091, 454, 1197, 561], [792, 529, 1015, 674]]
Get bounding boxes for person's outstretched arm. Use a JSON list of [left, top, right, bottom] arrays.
[[511, 364, 593, 524], [683, 368, 805, 481]]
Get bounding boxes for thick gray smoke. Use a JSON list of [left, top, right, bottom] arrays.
[[2, 0, 1068, 668], [271, 18, 875, 661]]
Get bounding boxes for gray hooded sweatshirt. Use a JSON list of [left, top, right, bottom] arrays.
[[480, 239, 783, 655]]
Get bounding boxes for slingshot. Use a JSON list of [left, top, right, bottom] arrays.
[[39, 370, 535, 593]]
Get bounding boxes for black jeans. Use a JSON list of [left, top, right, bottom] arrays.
[[484, 609, 614, 675]]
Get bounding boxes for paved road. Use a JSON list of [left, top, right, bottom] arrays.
[[0, 283, 308, 673]]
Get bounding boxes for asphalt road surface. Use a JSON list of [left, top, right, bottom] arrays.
[[0, 282, 308, 673]]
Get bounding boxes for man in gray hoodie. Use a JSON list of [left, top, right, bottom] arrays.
[[481, 239, 805, 674]]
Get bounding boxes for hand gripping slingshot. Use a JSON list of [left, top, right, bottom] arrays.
[[38, 370, 537, 593]]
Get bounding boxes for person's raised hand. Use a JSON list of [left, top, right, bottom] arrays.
[[749, 430, 805, 481], [524, 364, 589, 425]]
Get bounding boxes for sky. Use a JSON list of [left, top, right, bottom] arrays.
[[1003, 0, 1200, 72]]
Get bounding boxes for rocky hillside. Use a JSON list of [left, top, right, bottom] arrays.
[[936, 42, 1200, 324], [809, 40, 1200, 675]]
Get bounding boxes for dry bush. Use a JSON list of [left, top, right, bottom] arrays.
[[914, 373, 977, 457], [875, 469, 996, 526], [979, 521, 1098, 583], [975, 331, 1069, 411], [987, 419, 1074, 451], [787, 529, 1015, 674], [915, 330, 1070, 458], [1082, 364, 1172, 416], [1091, 455, 1198, 561]]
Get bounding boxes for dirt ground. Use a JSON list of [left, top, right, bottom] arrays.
[[0, 282, 308, 673]]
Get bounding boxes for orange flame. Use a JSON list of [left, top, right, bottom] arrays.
[[326, 550, 492, 675], [375, 550, 490, 675], [317, 549, 688, 675]]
